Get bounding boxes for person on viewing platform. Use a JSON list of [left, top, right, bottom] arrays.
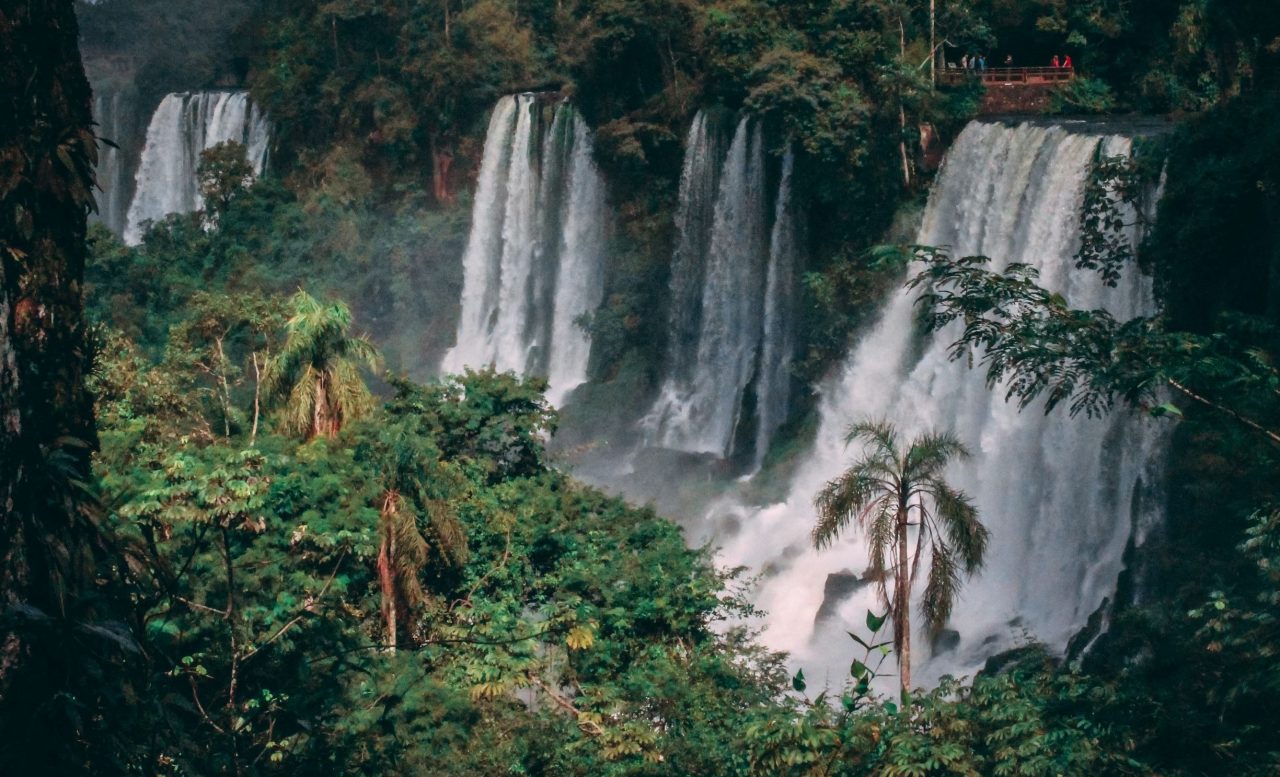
[[1052, 55, 1061, 68], [1005, 54, 1014, 66], [979, 55, 987, 71], [961, 54, 969, 70], [1063, 54, 1073, 69]]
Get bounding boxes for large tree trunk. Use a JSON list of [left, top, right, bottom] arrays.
[[312, 373, 337, 439], [377, 494, 399, 653], [930, 0, 937, 88], [431, 135, 455, 205], [896, 500, 911, 699], [897, 14, 912, 188], [1, 1, 133, 770]]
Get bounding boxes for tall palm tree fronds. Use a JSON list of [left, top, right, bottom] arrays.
[[376, 479, 468, 651], [372, 417, 470, 651], [264, 291, 381, 439], [813, 420, 988, 696]]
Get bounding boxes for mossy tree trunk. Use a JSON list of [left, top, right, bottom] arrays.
[[1, 1, 136, 770], [431, 134, 456, 205]]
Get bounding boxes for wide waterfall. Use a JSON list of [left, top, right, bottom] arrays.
[[124, 91, 270, 245], [715, 120, 1166, 687], [645, 115, 798, 462], [442, 94, 609, 406]]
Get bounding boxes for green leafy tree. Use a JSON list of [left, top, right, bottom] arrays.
[[264, 290, 380, 440], [430, 367, 558, 481], [114, 440, 379, 773], [909, 250, 1280, 447], [399, 0, 537, 203], [197, 140, 256, 224], [166, 292, 285, 441], [813, 420, 988, 697], [249, 0, 539, 204], [753, 643, 1151, 776]]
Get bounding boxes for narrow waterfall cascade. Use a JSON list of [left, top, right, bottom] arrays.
[[755, 152, 800, 468], [660, 111, 724, 401], [92, 88, 141, 236], [124, 91, 271, 245], [645, 116, 798, 461], [715, 120, 1167, 688], [441, 95, 609, 406], [546, 111, 610, 403]]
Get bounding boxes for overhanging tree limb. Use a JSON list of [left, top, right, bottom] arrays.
[[1167, 378, 1280, 447]]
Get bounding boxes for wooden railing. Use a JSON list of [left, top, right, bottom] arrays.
[[939, 67, 1075, 86]]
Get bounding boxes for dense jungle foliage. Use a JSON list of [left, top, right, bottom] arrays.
[[2, 0, 1280, 774], [77, 0, 1280, 396]]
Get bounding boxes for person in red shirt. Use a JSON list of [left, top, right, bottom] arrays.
[[1052, 55, 1061, 68], [1063, 55, 1073, 69]]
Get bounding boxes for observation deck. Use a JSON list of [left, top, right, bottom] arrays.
[[939, 67, 1076, 87]]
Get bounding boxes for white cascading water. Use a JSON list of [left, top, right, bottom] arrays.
[[124, 91, 270, 245], [715, 121, 1166, 688], [447, 95, 519, 376], [646, 117, 797, 460], [546, 112, 609, 403], [659, 111, 722, 400], [493, 97, 541, 374], [755, 151, 800, 468], [442, 95, 609, 406]]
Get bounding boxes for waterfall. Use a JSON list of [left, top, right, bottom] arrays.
[[755, 152, 799, 467], [441, 95, 609, 406], [716, 121, 1166, 687], [546, 112, 609, 403], [92, 88, 140, 236], [646, 116, 797, 461], [447, 95, 520, 377], [662, 111, 723, 392], [492, 97, 541, 374], [124, 91, 270, 245]]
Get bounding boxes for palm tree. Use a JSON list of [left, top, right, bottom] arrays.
[[813, 420, 988, 697], [376, 489, 468, 651], [372, 427, 469, 652], [264, 291, 380, 439]]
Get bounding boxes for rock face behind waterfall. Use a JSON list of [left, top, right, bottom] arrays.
[[442, 94, 609, 407], [715, 120, 1168, 688], [91, 87, 144, 237], [124, 91, 270, 245], [644, 114, 800, 464]]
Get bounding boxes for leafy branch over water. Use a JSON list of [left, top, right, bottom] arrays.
[[909, 249, 1280, 447]]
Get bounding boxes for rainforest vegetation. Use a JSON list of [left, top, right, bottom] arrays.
[[3, 0, 1280, 774]]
